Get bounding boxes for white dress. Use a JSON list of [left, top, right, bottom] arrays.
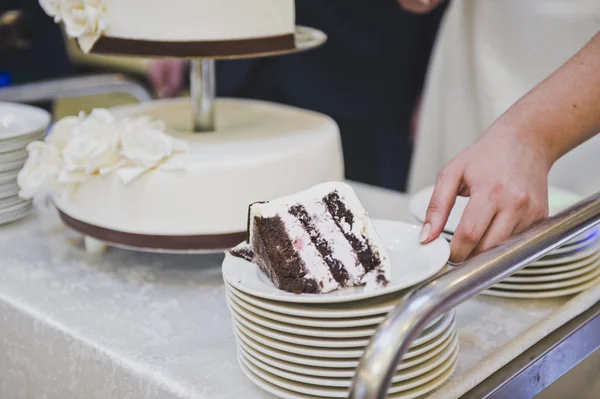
[[409, 0, 600, 197]]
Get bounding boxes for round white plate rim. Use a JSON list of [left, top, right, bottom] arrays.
[[482, 275, 600, 299], [228, 295, 453, 341], [0, 196, 28, 210], [227, 289, 385, 328], [227, 288, 443, 332], [0, 102, 50, 140], [233, 323, 456, 369], [237, 350, 457, 399], [0, 206, 31, 225], [0, 150, 27, 163], [0, 199, 31, 215], [230, 303, 454, 354], [231, 313, 455, 360], [0, 159, 25, 172], [238, 344, 458, 394], [529, 243, 600, 267], [504, 259, 600, 283], [225, 282, 400, 318], [494, 263, 600, 291], [222, 220, 450, 304], [237, 331, 458, 380], [515, 252, 600, 275]]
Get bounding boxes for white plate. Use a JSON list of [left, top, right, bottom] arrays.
[[227, 295, 452, 340], [239, 339, 457, 388], [482, 274, 600, 299], [529, 243, 600, 267], [546, 234, 598, 256], [0, 183, 19, 199], [234, 322, 456, 370], [0, 199, 31, 215], [0, 132, 44, 153], [0, 169, 18, 184], [0, 102, 50, 140], [504, 259, 600, 283], [515, 252, 600, 275], [236, 331, 458, 379], [222, 220, 450, 304], [238, 349, 458, 399], [225, 282, 401, 319], [0, 159, 25, 173], [229, 303, 454, 354], [0, 149, 27, 164], [493, 264, 600, 291], [227, 288, 386, 328], [0, 195, 28, 210], [227, 288, 445, 331], [232, 318, 455, 359], [410, 185, 582, 233], [0, 205, 31, 226]]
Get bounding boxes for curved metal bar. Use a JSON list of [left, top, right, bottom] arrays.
[[349, 191, 600, 399], [0, 74, 153, 103]]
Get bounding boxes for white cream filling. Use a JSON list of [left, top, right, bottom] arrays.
[[303, 201, 366, 286], [278, 212, 339, 293]]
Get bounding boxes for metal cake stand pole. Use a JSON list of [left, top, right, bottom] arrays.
[[190, 59, 216, 132]]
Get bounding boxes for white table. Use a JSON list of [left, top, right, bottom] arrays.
[[1, 182, 598, 398]]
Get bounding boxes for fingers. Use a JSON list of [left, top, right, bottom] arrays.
[[468, 211, 519, 259], [420, 166, 463, 244], [449, 193, 497, 263], [163, 63, 185, 98]]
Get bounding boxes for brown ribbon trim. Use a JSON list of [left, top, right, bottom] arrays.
[[91, 33, 295, 57], [58, 210, 246, 251]]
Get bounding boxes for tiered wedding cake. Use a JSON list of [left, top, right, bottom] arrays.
[[39, 0, 296, 55], [23, 1, 343, 252]]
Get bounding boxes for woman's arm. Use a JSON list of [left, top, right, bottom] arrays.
[[421, 32, 600, 263]]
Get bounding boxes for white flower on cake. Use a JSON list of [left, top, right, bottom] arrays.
[[17, 108, 188, 203], [39, 0, 109, 53], [17, 142, 63, 203], [61, 109, 120, 177]]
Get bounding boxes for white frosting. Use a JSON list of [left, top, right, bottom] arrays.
[[52, 98, 344, 235], [18, 109, 187, 204], [40, 0, 295, 53]]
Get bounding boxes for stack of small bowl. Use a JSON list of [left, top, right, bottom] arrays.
[[0, 102, 50, 225], [223, 220, 458, 399]]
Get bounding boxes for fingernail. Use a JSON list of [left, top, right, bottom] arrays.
[[419, 223, 431, 243]]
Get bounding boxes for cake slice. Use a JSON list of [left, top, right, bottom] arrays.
[[231, 182, 390, 294]]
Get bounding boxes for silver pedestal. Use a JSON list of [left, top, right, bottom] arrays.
[[190, 59, 216, 132]]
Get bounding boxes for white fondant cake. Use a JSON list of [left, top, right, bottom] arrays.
[[39, 0, 296, 55], [20, 99, 344, 250], [232, 182, 391, 294]]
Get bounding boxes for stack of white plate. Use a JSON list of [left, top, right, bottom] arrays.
[[0, 103, 50, 226], [223, 220, 458, 399], [409, 186, 600, 298]]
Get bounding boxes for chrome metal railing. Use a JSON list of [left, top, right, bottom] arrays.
[[0, 74, 153, 104], [349, 191, 600, 399]]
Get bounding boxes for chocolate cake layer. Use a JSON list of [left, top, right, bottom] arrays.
[[289, 204, 350, 286], [252, 215, 319, 294], [323, 192, 382, 273]]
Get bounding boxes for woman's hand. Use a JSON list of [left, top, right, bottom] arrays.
[[419, 124, 553, 263], [147, 59, 187, 98], [397, 0, 442, 14]]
